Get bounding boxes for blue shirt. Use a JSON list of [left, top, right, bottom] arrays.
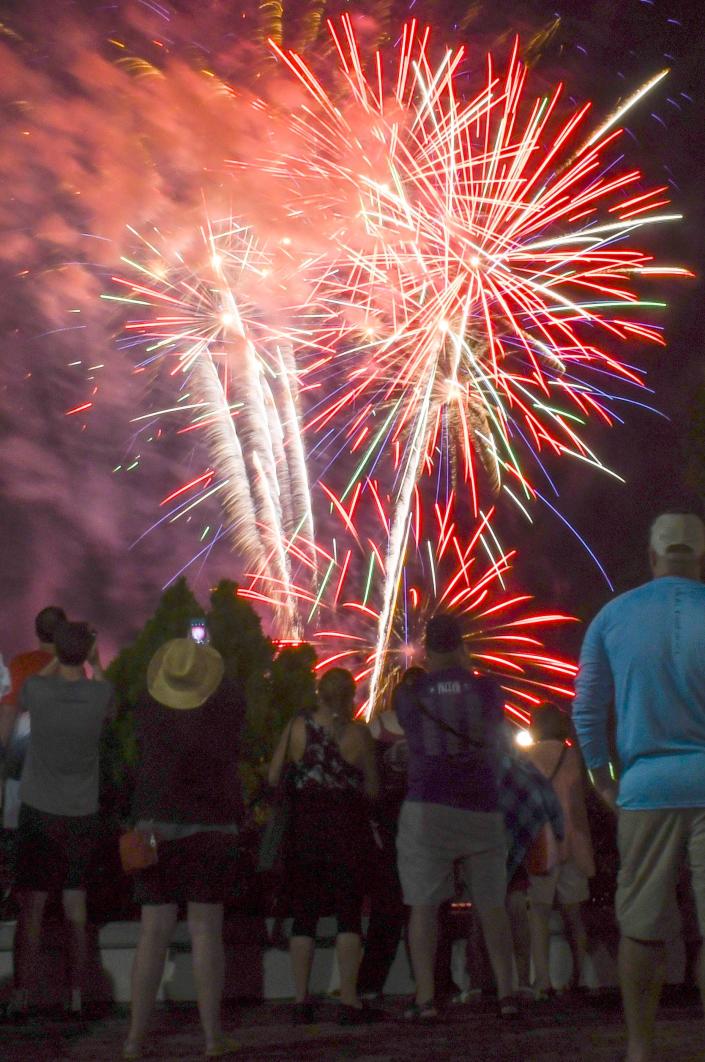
[[394, 666, 505, 811], [573, 576, 705, 810]]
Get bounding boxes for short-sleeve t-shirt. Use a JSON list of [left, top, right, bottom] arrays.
[[19, 675, 114, 816], [394, 666, 506, 811], [132, 680, 246, 826]]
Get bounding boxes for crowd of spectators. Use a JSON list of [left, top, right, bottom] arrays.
[[0, 510, 703, 1062]]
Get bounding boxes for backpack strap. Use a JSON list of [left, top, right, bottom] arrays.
[[414, 690, 486, 750], [548, 743, 568, 782]]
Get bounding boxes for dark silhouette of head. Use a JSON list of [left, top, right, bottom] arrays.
[[318, 667, 356, 721], [531, 702, 570, 742], [54, 621, 94, 667], [34, 605, 67, 646], [425, 613, 464, 670]]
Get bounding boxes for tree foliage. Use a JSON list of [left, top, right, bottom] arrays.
[[102, 576, 317, 812]]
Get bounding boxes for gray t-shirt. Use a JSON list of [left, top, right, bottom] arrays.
[[19, 675, 114, 816]]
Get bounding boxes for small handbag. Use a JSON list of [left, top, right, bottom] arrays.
[[525, 822, 559, 876], [119, 827, 159, 874]]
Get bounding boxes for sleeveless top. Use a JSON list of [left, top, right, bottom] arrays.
[[292, 716, 364, 793]]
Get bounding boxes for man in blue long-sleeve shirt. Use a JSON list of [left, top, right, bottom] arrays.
[[573, 512, 705, 1062]]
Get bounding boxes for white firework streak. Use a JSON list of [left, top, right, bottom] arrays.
[[366, 350, 439, 717], [275, 342, 316, 559], [196, 352, 265, 569], [209, 251, 300, 635]]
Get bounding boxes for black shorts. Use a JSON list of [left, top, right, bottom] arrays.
[[133, 831, 239, 906], [15, 804, 97, 892]]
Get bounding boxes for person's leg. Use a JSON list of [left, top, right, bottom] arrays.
[[560, 902, 588, 990], [619, 937, 666, 1062], [477, 905, 515, 1000], [289, 860, 323, 1005], [616, 810, 686, 1062], [124, 904, 178, 1052], [466, 832, 514, 1002], [290, 936, 316, 1003], [333, 860, 365, 1009], [507, 889, 531, 991], [686, 809, 705, 1013], [336, 933, 363, 1007], [408, 904, 439, 1005], [528, 901, 552, 992], [188, 902, 225, 1052], [13, 889, 48, 1008], [358, 907, 403, 995], [61, 889, 88, 1011], [358, 833, 405, 996]]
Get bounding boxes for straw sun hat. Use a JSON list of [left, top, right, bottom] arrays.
[[147, 638, 225, 710]]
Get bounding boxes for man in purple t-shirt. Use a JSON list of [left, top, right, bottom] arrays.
[[395, 614, 516, 1019]]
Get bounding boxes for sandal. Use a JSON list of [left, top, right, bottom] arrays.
[[498, 996, 521, 1019], [205, 1037, 240, 1057], [338, 1001, 384, 1025], [403, 1000, 439, 1021]]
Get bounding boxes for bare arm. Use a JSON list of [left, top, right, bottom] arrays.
[[588, 763, 618, 813], [87, 639, 105, 681], [357, 726, 380, 802], [268, 716, 303, 786]]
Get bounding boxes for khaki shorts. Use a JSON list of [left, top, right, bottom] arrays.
[[617, 808, 705, 941], [396, 801, 506, 911], [528, 860, 590, 907]]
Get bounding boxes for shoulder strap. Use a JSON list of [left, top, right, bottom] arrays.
[[548, 743, 568, 782], [414, 691, 485, 750]]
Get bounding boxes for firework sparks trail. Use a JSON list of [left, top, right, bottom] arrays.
[[242, 490, 578, 721], [274, 341, 317, 560], [257, 16, 690, 672], [113, 219, 312, 635], [105, 18, 689, 656], [261, 17, 689, 507]]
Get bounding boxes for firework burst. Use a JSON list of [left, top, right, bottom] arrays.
[[241, 487, 577, 719], [108, 217, 315, 635]]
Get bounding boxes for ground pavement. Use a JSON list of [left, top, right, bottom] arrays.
[[2, 991, 703, 1061]]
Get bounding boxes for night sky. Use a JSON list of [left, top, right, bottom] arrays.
[[0, 0, 703, 664]]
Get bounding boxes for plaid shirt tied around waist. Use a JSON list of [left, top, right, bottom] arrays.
[[498, 754, 565, 881]]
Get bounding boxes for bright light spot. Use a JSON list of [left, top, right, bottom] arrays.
[[365, 326, 376, 337], [281, 237, 292, 246], [211, 254, 222, 269], [220, 312, 234, 327], [515, 729, 534, 748], [470, 255, 480, 267], [439, 319, 449, 333]]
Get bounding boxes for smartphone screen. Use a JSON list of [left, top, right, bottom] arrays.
[[189, 619, 209, 645]]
